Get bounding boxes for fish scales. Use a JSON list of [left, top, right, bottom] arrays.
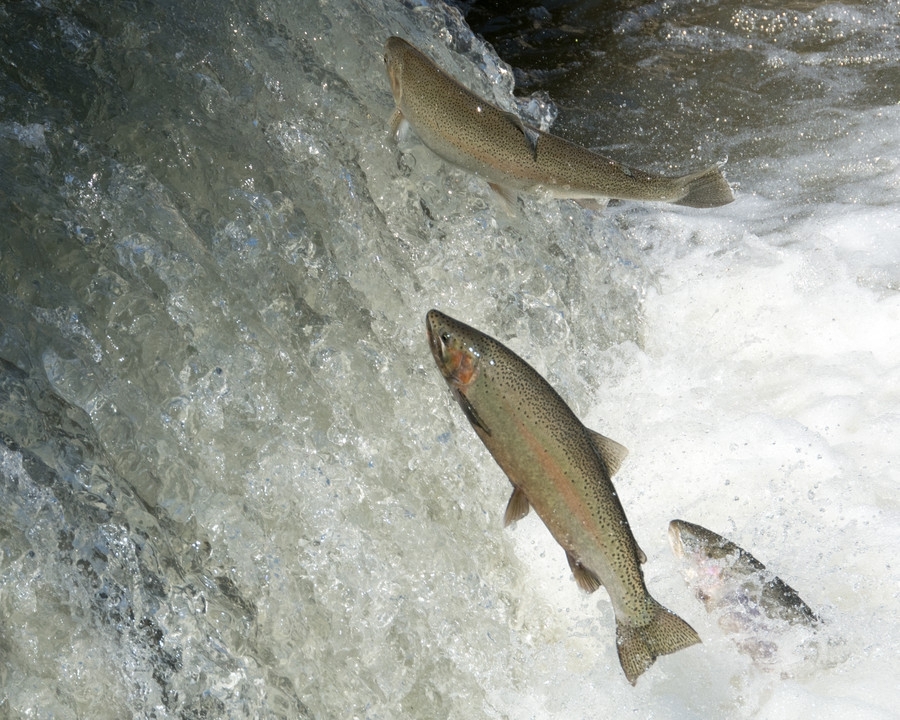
[[669, 520, 820, 628], [483, 350, 644, 603], [426, 310, 700, 684], [385, 37, 734, 208]]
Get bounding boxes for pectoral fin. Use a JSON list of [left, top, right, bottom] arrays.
[[455, 390, 491, 436], [389, 108, 408, 139], [487, 182, 519, 211], [574, 198, 608, 212], [566, 552, 603, 593], [587, 429, 629, 477], [503, 486, 530, 526]]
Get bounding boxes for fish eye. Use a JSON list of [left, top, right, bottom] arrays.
[[440, 332, 451, 343]]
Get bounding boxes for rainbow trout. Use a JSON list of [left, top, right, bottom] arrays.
[[385, 37, 734, 209], [426, 310, 700, 684], [668, 519, 819, 662]]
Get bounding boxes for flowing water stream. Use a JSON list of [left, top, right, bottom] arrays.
[[1, 0, 898, 717]]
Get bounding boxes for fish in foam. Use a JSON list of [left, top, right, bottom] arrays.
[[385, 37, 734, 210], [669, 519, 820, 663], [426, 309, 700, 684]]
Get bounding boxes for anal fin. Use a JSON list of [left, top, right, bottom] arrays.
[[566, 552, 602, 593], [503, 486, 530, 526]]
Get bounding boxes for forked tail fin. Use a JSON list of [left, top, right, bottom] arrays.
[[616, 598, 701, 685], [674, 164, 734, 208]]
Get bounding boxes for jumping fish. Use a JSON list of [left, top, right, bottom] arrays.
[[668, 519, 819, 662], [384, 37, 734, 209], [426, 309, 700, 684]]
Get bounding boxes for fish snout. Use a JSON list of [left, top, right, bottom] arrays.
[[383, 38, 405, 101], [426, 310, 461, 382], [668, 520, 687, 558], [426, 310, 446, 368]]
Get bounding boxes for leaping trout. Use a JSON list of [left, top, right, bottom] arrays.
[[426, 309, 700, 684], [669, 519, 820, 663], [385, 37, 734, 209]]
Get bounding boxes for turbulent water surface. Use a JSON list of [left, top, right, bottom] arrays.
[[1, 0, 898, 717]]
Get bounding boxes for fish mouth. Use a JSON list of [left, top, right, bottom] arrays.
[[668, 520, 686, 558], [383, 58, 399, 96], [383, 38, 404, 101], [426, 309, 449, 375]]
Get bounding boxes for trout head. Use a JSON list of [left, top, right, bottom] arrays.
[[426, 309, 481, 391], [669, 519, 741, 607], [383, 37, 410, 104], [426, 309, 492, 436]]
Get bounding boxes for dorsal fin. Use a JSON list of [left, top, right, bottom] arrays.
[[503, 486, 530, 526], [502, 110, 540, 160], [587, 429, 629, 476]]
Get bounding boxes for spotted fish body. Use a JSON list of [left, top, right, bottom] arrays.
[[668, 519, 819, 661], [426, 310, 700, 684], [385, 37, 734, 209]]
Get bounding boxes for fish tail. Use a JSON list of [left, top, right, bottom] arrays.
[[673, 164, 734, 208], [615, 598, 701, 685]]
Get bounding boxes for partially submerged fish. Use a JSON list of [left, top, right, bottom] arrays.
[[427, 309, 700, 684], [668, 519, 819, 662], [385, 37, 734, 209]]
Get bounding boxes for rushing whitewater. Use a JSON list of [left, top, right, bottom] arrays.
[[1, 0, 898, 718]]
